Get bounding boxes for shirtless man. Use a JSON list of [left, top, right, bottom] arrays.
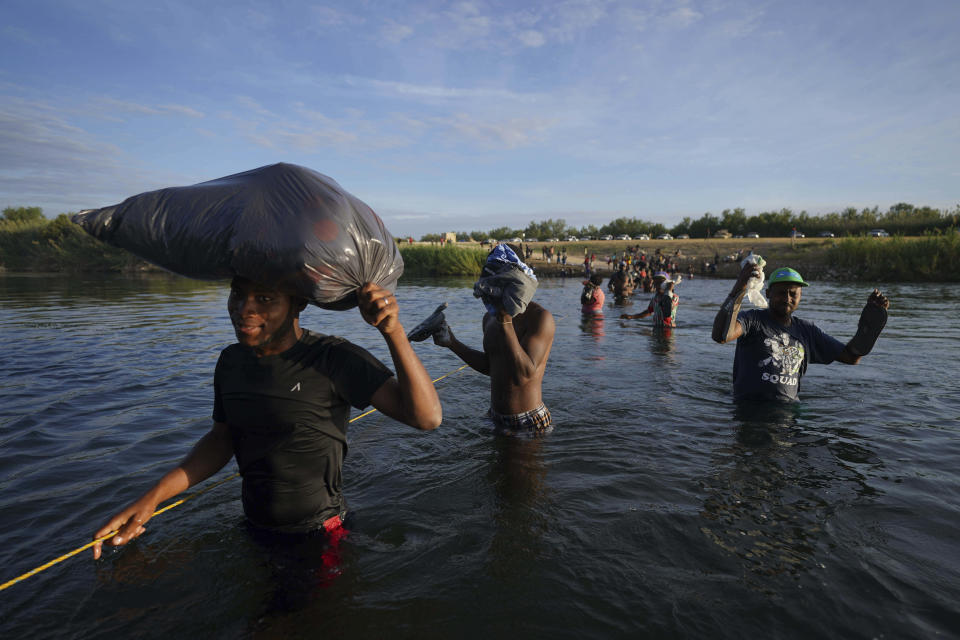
[[434, 303, 554, 435], [432, 246, 555, 436]]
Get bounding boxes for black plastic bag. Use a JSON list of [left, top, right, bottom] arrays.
[[72, 163, 403, 309]]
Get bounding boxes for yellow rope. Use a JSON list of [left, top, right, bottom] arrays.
[[0, 363, 471, 593], [0, 471, 239, 592]]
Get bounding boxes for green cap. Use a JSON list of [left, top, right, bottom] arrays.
[[767, 267, 808, 287]]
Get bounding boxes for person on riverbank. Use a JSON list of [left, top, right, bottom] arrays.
[[433, 245, 555, 436], [581, 273, 605, 315], [712, 263, 889, 402], [93, 277, 442, 558], [620, 271, 678, 326]]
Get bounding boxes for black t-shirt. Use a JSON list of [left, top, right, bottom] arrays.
[[213, 329, 393, 531], [732, 309, 845, 402]]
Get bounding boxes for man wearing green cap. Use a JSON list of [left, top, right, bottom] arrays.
[[712, 262, 889, 402]]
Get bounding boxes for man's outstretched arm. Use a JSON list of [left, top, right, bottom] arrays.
[[92, 421, 234, 558], [433, 319, 490, 375], [835, 289, 890, 364]]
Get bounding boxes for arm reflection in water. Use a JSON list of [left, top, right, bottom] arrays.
[[698, 401, 880, 580]]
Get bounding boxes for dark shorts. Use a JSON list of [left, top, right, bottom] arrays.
[[488, 403, 552, 437]]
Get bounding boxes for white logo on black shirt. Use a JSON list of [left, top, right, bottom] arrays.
[[290, 382, 301, 392]]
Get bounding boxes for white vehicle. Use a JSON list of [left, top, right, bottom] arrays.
[[656, 233, 673, 240], [746, 232, 760, 238], [565, 236, 579, 242], [676, 234, 690, 239], [600, 234, 614, 241], [869, 229, 889, 237], [615, 234, 631, 240], [634, 234, 650, 240]]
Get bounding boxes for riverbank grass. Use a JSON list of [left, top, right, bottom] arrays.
[[0, 215, 143, 272], [398, 244, 487, 276], [826, 234, 960, 281]]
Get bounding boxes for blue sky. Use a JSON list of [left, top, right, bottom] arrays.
[[2, 0, 958, 238]]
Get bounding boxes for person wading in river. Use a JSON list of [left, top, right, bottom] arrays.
[[620, 271, 678, 327], [92, 277, 441, 558], [433, 245, 555, 436], [712, 263, 890, 403]]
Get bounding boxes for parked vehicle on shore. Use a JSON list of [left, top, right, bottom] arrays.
[[869, 229, 890, 237]]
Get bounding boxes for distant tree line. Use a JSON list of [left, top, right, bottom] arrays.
[[420, 203, 959, 241]]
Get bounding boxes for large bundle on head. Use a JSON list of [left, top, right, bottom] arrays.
[[72, 163, 403, 310], [473, 244, 538, 316]]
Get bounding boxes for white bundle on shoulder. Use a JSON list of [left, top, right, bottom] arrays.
[[741, 252, 768, 308]]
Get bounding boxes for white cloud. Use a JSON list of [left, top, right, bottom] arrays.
[[0, 97, 178, 212], [342, 75, 543, 104], [436, 112, 555, 148], [518, 30, 547, 47], [308, 5, 366, 27], [370, 0, 609, 52], [158, 104, 205, 118], [539, 0, 609, 42], [92, 98, 205, 119], [235, 96, 274, 116], [381, 21, 414, 43], [663, 7, 703, 28], [717, 8, 767, 38]]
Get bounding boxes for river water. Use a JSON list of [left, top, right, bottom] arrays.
[[1, 273, 958, 639]]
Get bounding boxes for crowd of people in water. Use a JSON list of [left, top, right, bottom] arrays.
[[91, 239, 889, 587]]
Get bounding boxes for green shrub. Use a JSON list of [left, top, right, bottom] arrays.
[[826, 233, 960, 281], [0, 214, 148, 272], [399, 245, 487, 276]]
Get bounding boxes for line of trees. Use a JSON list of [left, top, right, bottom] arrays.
[[420, 204, 959, 242]]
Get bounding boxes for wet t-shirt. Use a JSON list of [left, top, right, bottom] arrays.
[[213, 329, 393, 531], [732, 309, 845, 402], [581, 284, 604, 314], [645, 291, 679, 327]]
